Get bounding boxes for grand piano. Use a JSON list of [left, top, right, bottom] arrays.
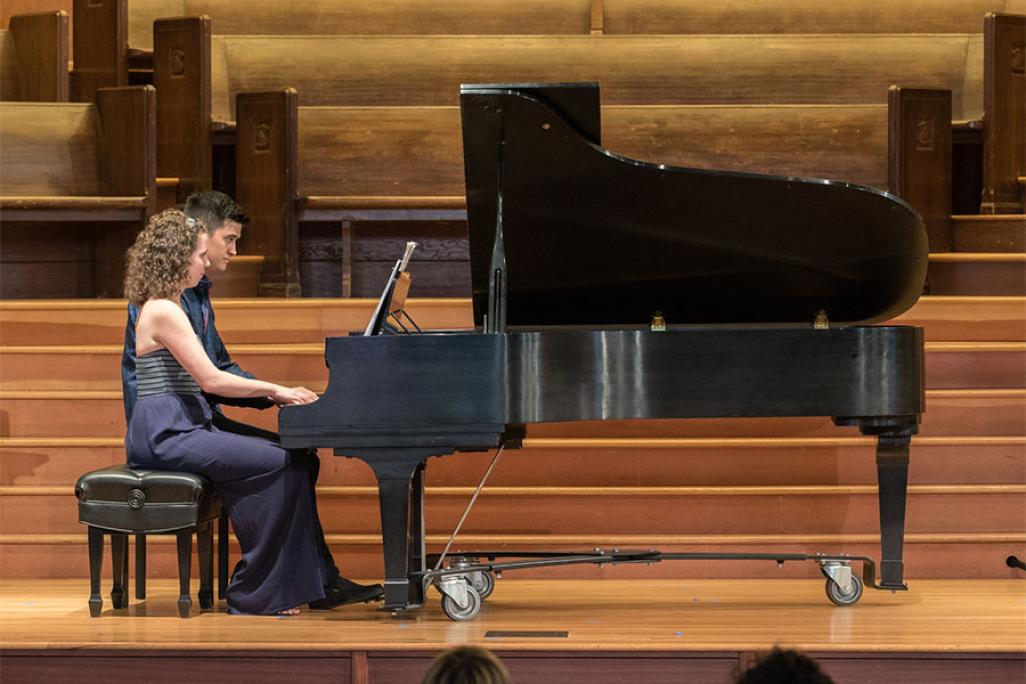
[[280, 83, 927, 621]]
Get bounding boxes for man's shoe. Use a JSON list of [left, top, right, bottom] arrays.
[[309, 577, 384, 610]]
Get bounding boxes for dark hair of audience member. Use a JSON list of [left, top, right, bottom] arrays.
[[421, 646, 511, 684], [184, 189, 250, 232], [737, 648, 835, 684]]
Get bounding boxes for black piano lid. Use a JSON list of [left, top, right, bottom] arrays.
[[460, 83, 928, 329]]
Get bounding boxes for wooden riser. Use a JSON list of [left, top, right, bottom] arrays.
[[951, 215, 1026, 252], [2, 438, 1023, 487], [927, 258, 1026, 295], [5, 487, 1023, 536], [0, 390, 1021, 438], [3, 537, 1022, 580], [0, 296, 1023, 345], [3, 342, 1023, 391]]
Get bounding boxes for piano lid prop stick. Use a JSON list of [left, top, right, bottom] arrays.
[[486, 139, 508, 334], [399, 241, 417, 272], [434, 444, 506, 571]]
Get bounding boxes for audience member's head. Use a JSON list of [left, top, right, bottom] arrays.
[[421, 646, 511, 684], [183, 190, 248, 274], [737, 648, 834, 684], [124, 209, 205, 306]]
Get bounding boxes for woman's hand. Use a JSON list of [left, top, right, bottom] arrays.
[[272, 386, 319, 406]]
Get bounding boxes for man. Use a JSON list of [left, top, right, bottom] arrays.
[[121, 190, 382, 608]]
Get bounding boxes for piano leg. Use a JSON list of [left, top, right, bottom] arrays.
[[874, 433, 912, 590], [362, 449, 442, 611]]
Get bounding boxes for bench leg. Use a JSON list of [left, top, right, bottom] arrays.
[[135, 534, 146, 599], [176, 531, 192, 618], [111, 533, 128, 609], [197, 521, 213, 609], [218, 511, 229, 600], [87, 527, 104, 617]]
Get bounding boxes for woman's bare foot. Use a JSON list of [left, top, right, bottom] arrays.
[[276, 606, 301, 616]]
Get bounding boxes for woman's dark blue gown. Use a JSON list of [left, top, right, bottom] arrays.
[[125, 349, 330, 615]]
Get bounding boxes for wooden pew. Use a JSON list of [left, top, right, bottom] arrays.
[[599, 0, 1025, 34], [0, 11, 69, 102], [70, 0, 1024, 99], [0, 87, 156, 299], [157, 25, 984, 196], [235, 89, 951, 296], [71, 0, 593, 99], [981, 13, 1026, 214]]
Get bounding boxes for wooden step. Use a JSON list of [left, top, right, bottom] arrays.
[[1, 389, 1021, 438], [2, 532, 1021, 580], [3, 436, 1023, 487], [927, 254, 1026, 295], [0, 298, 474, 345], [4, 340, 1023, 391], [5, 484, 1022, 537], [891, 296, 1026, 341], [951, 215, 1026, 252], [1, 296, 1022, 344]]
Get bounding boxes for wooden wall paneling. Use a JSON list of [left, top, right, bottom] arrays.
[[8, 11, 69, 102], [153, 16, 210, 197], [71, 0, 126, 102], [235, 90, 300, 296], [888, 87, 953, 252], [94, 85, 156, 297], [981, 13, 1026, 214]]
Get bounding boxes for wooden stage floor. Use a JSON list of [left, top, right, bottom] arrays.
[[1, 579, 1024, 683]]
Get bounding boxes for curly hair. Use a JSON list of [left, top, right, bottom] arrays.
[[123, 209, 204, 306]]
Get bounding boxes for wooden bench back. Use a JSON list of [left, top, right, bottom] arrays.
[[600, 0, 1024, 34], [111, 0, 1026, 54], [0, 88, 155, 199], [235, 88, 953, 294], [294, 104, 889, 199], [129, 0, 590, 51], [0, 12, 69, 102], [201, 34, 982, 120], [0, 104, 104, 196]]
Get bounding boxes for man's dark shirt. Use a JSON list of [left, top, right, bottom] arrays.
[[121, 275, 272, 422]]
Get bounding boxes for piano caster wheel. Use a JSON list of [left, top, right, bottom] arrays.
[[825, 574, 864, 606], [440, 584, 482, 621], [469, 570, 495, 600]]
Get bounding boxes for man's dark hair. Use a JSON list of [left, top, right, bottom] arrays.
[[184, 190, 249, 233], [737, 648, 835, 684]]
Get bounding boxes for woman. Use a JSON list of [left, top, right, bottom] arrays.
[[124, 208, 329, 615]]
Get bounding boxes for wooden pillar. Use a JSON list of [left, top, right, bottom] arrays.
[[95, 85, 157, 297], [9, 10, 69, 101], [888, 87, 953, 252], [236, 90, 301, 297], [981, 13, 1025, 214], [153, 16, 211, 198], [71, 0, 126, 102]]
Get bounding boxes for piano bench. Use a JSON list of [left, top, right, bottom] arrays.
[[75, 465, 230, 618]]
